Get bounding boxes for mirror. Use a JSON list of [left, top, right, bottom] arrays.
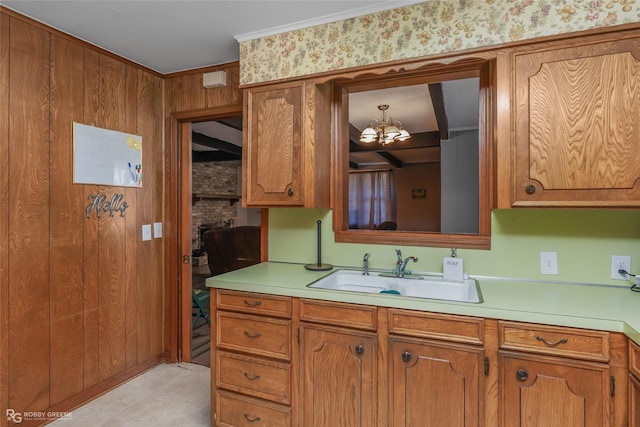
[[333, 59, 494, 249]]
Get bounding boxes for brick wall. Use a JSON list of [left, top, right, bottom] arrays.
[[192, 162, 239, 250]]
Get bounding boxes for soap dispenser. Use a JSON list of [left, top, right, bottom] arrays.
[[443, 248, 465, 282]]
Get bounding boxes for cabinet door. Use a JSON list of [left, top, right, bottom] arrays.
[[300, 323, 377, 427], [390, 337, 483, 427], [244, 82, 304, 206], [500, 351, 611, 427], [511, 35, 640, 206]]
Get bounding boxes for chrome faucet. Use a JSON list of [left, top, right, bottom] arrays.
[[395, 249, 418, 278], [362, 253, 370, 275]]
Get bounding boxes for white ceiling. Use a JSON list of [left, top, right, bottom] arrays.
[[2, 0, 423, 74]]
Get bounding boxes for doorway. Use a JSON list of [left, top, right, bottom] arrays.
[[172, 105, 260, 364]]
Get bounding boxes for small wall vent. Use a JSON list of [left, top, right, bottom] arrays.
[[203, 71, 227, 88]]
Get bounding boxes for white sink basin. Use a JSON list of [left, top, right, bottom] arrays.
[[308, 269, 483, 303]]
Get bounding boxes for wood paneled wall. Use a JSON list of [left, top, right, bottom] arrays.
[[0, 12, 165, 425]]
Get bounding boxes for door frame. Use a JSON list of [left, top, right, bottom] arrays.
[[167, 104, 260, 362]]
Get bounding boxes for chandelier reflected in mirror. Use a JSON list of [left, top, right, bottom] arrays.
[[359, 104, 411, 145]]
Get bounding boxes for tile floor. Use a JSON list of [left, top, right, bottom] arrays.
[[49, 363, 211, 427]]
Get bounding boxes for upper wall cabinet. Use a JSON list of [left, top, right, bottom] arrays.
[[242, 80, 331, 208], [497, 31, 640, 208]]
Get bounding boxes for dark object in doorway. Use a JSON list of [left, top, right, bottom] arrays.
[[203, 226, 261, 275]]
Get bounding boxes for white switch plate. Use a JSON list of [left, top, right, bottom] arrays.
[[142, 224, 152, 241], [153, 222, 162, 238], [540, 251, 558, 275], [611, 255, 631, 280]]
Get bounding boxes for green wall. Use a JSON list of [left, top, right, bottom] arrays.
[[268, 208, 640, 286]]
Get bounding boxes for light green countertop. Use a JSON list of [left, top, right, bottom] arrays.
[[206, 261, 640, 345]]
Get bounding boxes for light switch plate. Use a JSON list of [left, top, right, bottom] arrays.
[[142, 224, 152, 241], [153, 222, 162, 238], [540, 251, 558, 275]]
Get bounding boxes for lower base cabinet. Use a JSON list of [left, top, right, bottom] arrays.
[[500, 351, 611, 427], [630, 341, 640, 427], [631, 374, 640, 427], [300, 322, 377, 427], [211, 290, 632, 427], [390, 337, 484, 427]]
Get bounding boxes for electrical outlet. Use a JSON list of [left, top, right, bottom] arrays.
[[611, 255, 631, 280], [540, 251, 558, 275]]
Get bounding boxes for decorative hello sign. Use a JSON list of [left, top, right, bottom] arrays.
[[85, 193, 129, 219]]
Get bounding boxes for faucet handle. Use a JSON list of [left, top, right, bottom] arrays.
[[363, 252, 370, 261], [395, 249, 402, 261]]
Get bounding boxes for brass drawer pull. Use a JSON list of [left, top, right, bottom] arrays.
[[243, 300, 262, 308], [535, 335, 568, 347], [243, 414, 261, 423], [244, 331, 262, 339], [243, 372, 261, 381]]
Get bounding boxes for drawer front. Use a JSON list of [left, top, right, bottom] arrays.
[[216, 391, 291, 427], [217, 351, 291, 404], [389, 308, 484, 345], [299, 298, 377, 330], [499, 321, 609, 362], [217, 289, 292, 318], [631, 340, 640, 378], [217, 312, 291, 360]]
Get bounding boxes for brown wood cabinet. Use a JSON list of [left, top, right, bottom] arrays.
[[499, 321, 613, 426], [212, 290, 295, 427], [500, 352, 611, 427], [242, 80, 331, 208], [498, 31, 640, 207], [300, 323, 377, 427], [390, 337, 484, 427], [299, 299, 378, 427], [388, 309, 485, 427], [630, 341, 640, 427], [210, 290, 633, 427]]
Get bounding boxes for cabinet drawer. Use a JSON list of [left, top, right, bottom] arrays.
[[216, 289, 291, 319], [499, 321, 609, 362], [389, 309, 484, 345], [217, 312, 291, 360], [216, 390, 291, 427], [217, 290, 292, 318], [217, 351, 291, 405], [631, 340, 640, 378], [299, 298, 377, 330]]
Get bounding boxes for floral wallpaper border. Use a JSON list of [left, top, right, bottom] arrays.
[[239, 0, 640, 85]]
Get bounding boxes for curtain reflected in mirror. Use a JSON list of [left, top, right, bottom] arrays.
[[349, 170, 396, 229]]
